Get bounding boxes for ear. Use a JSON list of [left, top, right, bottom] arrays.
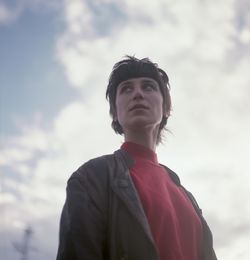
[[164, 111, 170, 118], [162, 106, 170, 118]]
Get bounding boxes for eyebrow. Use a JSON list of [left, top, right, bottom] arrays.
[[141, 79, 156, 84], [120, 80, 133, 86], [120, 79, 156, 86]]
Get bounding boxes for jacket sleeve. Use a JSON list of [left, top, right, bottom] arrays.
[[56, 169, 107, 260]]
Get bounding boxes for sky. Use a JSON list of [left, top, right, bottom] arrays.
[[0, 0, 250, 259]]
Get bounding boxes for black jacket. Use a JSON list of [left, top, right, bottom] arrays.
[[57, 149, 217, 260]]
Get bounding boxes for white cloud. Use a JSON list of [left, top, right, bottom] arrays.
[[56, 0, 239, 88], [0, 2, 21, 24], [240, 27, 250, 43], [0, 147, 32, 165], [0, 126, 49, 167], [64, 0, 93, 35], [0, 192, 16, 204]]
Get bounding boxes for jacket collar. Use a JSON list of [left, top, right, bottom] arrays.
[[114, 148, 181, 186]]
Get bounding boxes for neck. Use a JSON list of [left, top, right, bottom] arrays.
[[124, 127, 159, 151]]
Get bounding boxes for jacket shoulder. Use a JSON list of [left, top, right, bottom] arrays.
[[69, 153, 116, 184], [160, 164, 181, 186], [161, 164, 203, 214], [80, 153, 115, 171]]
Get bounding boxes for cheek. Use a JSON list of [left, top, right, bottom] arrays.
[[115, 99, 123, 121], [155, 96, 164, 112]]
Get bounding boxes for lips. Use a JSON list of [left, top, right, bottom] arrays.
[[129, 104, 149, 111]]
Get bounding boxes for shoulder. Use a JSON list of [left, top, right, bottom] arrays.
[[68, 153, 116, 185], [160, 164, 202, 211], [65, 154, 116, 205], [160, 164, 181, 186], [80, 153, 115, 172]]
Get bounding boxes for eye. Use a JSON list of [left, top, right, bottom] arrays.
[[120, 84, 133, 94], [143, 82, 157, 91]]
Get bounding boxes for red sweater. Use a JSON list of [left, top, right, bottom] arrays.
[[121, 142, 202, 260]]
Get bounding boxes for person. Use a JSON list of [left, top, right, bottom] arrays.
[[56, 56, 217, 260]]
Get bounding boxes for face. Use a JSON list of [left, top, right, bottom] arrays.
[[114, 77, 164, 134]]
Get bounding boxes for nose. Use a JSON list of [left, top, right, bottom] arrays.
[[133, 85, 144, 100]]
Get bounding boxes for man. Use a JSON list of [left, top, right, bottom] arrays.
[[56, 56, 217, 260]]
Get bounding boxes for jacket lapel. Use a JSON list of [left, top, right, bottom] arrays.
[[111, 149, 156, 246]]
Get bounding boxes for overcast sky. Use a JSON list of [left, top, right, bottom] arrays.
[[1, 0, 250, 259]]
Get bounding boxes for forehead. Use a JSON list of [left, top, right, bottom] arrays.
[[118, 77, 158, 86]]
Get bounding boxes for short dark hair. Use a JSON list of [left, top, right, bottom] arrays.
[[106, 55, 171, 144]]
